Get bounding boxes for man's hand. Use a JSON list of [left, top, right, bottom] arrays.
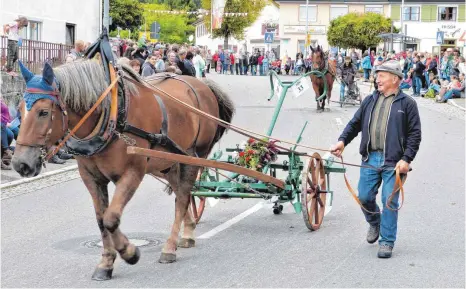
[[330, 141, 345, 158], [395, 159, 410, 174]]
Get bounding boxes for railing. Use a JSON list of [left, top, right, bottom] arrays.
[[1, 36, 73, 74]]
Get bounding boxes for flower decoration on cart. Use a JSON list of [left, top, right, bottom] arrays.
[[235, 138, 280, 171]]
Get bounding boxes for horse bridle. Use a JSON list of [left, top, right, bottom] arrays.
[[15, 86, 69, 166]]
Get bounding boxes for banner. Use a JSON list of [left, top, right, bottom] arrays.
[[212, 0, 225, 29]]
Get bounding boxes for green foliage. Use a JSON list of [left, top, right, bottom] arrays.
[[327, 12, 395, 51], [141, 3, 194, 43], [110, 0, 144, 31], [206, 0, 268, 47]]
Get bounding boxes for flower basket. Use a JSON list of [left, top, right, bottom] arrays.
[[236, 138, 280, 171]]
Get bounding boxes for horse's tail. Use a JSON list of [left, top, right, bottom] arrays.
[[203, 79, 236, 145]]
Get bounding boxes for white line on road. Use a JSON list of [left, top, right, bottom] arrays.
[[335, 117, 343, 126], [198, 202, 264, 239]]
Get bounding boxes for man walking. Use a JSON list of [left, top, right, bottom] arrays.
[[331, 60, 422, 258]]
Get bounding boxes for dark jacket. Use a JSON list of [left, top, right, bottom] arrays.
[[141, 62, 165, 78], [413, 61, 426, 77], [338, 90, 421, 167]]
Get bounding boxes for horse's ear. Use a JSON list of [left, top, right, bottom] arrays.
[[310, 46, 315, 53], [317, 45, 321, 51], [42, 62, 55, 86], [19, 61, 34, 83]]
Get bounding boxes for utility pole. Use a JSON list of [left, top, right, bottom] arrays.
[[400, 0, 404, 35], [103, 0, 110, 32], [304, 0, 309, 58]]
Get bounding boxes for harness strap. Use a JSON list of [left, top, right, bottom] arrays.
[[122, 94, 187, 156]]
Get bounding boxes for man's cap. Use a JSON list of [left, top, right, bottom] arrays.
[[345, 56, 351, 61], [375, 60, 404, 78], [15, 16, 28, 25]]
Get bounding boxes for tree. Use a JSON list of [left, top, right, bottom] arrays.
[[327, 12, 395, 51], [205, 0, 268, 49], [141, 3, 194, 43], [110, 0, 144, 31]]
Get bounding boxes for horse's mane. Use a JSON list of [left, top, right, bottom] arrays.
[[53, 59, 139, 112], [54, 59, 108, 112]]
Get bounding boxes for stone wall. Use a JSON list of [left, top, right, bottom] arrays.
[[1, 71, 25, 117]]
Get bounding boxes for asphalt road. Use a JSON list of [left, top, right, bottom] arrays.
[[2, 73, 465, 288]]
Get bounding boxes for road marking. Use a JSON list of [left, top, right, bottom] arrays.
[[198, 202, 264, 239], [335, 117, 343, 126]]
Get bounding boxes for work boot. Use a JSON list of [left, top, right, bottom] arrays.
[[367, 224, 380, 244], [57, 149, 73, 160], [48, 155, 66, 164], [377, 244, 393, 258]]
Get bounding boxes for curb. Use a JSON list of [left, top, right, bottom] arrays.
[[447, 99, 466, 112], [0, 164, 78, 189]]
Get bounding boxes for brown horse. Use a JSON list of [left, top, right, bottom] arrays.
[[309, 45, 336, 111], [11, 60, 235, 280]]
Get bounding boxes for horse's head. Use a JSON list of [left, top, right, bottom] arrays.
[[12, 61, 67, 177], [310, 45, 325, 70]]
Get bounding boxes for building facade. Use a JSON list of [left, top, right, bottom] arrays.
[[390, 1, 465, 54], [1, 0, 102, 45], [276, 0, 465, 59], [276, 0, 391, 59]]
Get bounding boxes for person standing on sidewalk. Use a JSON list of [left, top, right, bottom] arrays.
[[3, 16, 28, 74], [331, 60, 422, 259]]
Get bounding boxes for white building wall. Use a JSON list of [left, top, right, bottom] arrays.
[[1, 0, 101, 44], [394, 21, 466, 53]]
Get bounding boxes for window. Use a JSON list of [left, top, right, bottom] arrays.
[[365, 5, 383, 14], [65, 24, 75, 46], [438, 7, 457, 21], [18, 20, 42, 41], [299, 5, 317, 22], [298, 39, 317, 54], [402, 6, 420, 21], [330, 6, 348, 21]]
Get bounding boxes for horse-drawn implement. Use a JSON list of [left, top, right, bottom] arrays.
[[127, 69, 346, 231]]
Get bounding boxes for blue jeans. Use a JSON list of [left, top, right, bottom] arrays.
[[358, 151, 401, 247], [222, 63, 228, 74], [1, 124, 14, 149], [443, 89, 462, 101], [251, 65, 256, 76], [340, 82, 346, 100], [399, 82, 411, 90], [363, 69, 371, 80], [413, 76, 422, 94], [259, 64, 263, 76], [424, 71, 430, 87]]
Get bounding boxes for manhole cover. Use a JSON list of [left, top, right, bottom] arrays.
[[83, 237, 162, 248]]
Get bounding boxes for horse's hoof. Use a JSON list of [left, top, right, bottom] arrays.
[[91, 267, 113, 281], [125, 247, 141, 265], [159, 252, 176, 263], [178, 238, 195, 248]]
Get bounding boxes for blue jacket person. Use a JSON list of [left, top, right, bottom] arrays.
[[331, 60, 421, 258]]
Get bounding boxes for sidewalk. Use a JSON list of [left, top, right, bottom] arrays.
[[1, 159, 77, 184]]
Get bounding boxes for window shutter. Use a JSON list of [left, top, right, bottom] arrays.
[[421, 5, 435, 22], [262, 24, 265, 35], [391, 4, 400, 21], [459, 4, 465, 22]]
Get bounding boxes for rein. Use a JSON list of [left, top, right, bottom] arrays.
[[122, 75, 407, 212]]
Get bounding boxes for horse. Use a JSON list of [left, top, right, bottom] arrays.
[[11, 59, 235, 280], [309, 45, 336, 111]]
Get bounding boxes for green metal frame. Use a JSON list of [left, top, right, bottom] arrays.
[[191, 69, 344, 215]]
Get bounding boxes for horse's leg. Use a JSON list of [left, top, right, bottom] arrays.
[[178, 202, 197, 248], [312, 82, 322, 111], [102, 166, 145, 266], [79, 167, 116, 281], [160, 164, 199, 263]]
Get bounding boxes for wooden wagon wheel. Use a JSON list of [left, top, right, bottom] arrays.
[[190, 195, 206, 224], [301, 152, 328, 231]]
